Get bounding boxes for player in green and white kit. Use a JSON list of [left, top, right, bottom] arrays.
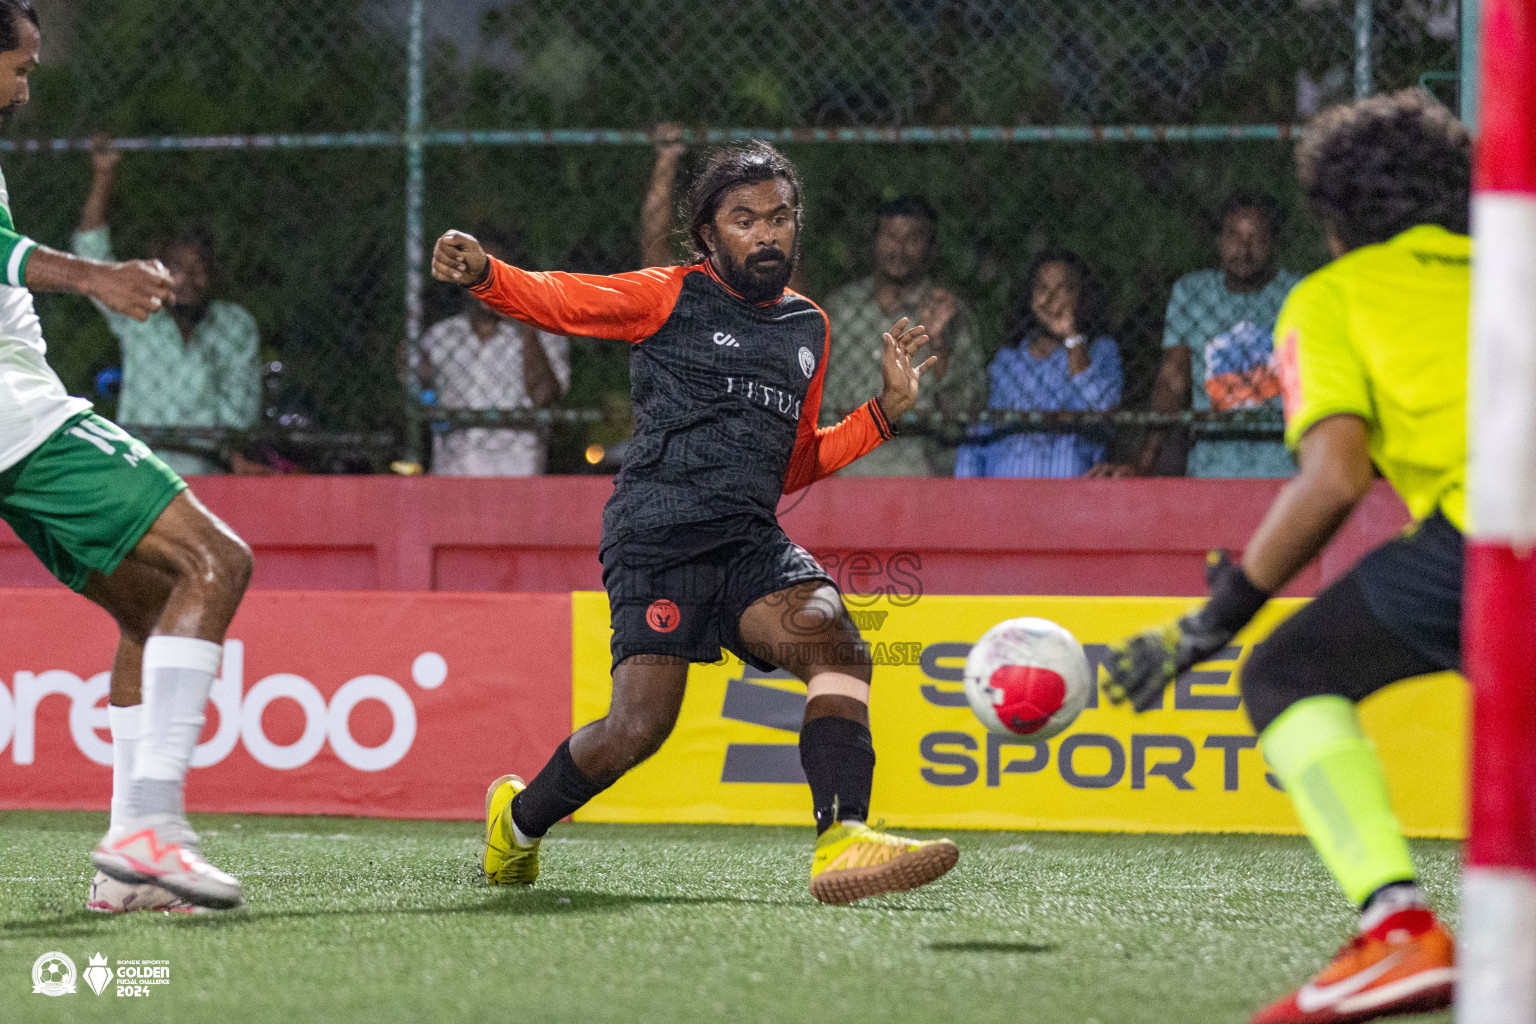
[[0, 2, 253, 911]]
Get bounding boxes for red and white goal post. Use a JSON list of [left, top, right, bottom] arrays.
[[1464, 1, 1536, 1021]]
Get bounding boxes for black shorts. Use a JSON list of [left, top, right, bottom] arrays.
[[601, 513, 834, 672], [1352, 508, 1464, 671], [1240, 508, 1463, 732]]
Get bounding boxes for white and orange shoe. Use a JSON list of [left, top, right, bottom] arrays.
[[86, 871, 205, 914], [1252, 907, 1455, 1024], [92, 824, 244, 910]]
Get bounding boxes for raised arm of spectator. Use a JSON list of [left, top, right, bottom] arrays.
[[434, 229, 684, 342], [640, 123, 686, 268], [77, 134, 118, 235], [61, 136, 173, 328]]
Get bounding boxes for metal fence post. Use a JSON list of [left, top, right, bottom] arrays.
[[1462, 0, 1481, 129], [1354, 0, 1375, 99], [402, 0, 426, 468]]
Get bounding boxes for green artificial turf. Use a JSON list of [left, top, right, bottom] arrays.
[[0, 812, 1456, 1024]]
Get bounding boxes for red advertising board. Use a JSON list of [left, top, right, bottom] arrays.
[[0, 589, 572, 820]]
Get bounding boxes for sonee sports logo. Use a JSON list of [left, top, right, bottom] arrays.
[[646, 599, 681, 633]]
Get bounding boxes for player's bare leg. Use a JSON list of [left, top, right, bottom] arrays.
[[738, 582, 958, 904], [568, 656, 691, 786], [87, 491, 252, 909]]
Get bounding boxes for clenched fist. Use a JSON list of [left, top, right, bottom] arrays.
[[432, 230, 490, 287], [89, 259, 175, 322]]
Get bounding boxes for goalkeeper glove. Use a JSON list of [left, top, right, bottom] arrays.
[[1099, 551, 1270, 712]]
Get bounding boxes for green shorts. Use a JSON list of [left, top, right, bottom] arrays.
[[0, 411, 186, 591]]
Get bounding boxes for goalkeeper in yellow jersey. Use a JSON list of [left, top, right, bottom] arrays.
[[1100, 89, 1469, 1024]]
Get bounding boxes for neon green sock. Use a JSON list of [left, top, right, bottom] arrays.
[[1260, 695, 1417, 907]]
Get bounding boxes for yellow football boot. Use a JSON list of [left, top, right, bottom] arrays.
[[809, 822, 958, 905], [482, 774, 540, 885]]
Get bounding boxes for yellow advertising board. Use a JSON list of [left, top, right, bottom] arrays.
[[570, 592, 1465, 836]]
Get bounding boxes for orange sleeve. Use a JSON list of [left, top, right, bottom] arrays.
[[469, 258, 688, 342], [782, 309, 892, 494]]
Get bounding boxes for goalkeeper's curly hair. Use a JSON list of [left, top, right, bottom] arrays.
[[1295, 88, 1470, 251]]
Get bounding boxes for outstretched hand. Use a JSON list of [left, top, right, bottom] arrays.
[[876, 317, 938, 423], [432, 230, 490, 287]]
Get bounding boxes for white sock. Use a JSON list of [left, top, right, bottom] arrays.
[[132, 636, 222, 787], [108, 704, 141, 835], [511, 819, 534, 848], [1360, 881, 1429, 933]]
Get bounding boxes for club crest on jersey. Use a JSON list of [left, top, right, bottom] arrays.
[[646, 599, 681, 633], [798, 346, 816, 379]]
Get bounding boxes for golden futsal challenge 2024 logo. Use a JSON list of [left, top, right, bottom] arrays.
[[31, 951, 170, 997]]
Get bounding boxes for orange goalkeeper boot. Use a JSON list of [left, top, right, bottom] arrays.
[[1251, 907, 1454, 1024]]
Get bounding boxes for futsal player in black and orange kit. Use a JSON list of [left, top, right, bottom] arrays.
[[432, 142, 959, 904]]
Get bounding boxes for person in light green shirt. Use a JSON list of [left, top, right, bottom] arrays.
[[72, 140, 260, 476], [820, 196, 987, 476]]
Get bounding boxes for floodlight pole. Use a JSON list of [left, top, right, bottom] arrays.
[[402, 0, 426, 467], [1462, 1, 1536, 1022]]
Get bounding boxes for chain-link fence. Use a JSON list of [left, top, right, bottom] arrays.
[[9, 0, 1462, 476]]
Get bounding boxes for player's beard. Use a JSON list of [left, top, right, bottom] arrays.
[[715, 244, 796, 305]]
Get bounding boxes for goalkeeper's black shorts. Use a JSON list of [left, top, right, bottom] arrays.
[[1239, 508, 1462, 732]]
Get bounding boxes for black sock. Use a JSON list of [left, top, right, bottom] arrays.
[[799, 715, 875, 834], [509, 739, 609, 840]]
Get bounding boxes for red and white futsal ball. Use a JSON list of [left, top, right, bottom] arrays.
[[963, 617, 1091, 740]]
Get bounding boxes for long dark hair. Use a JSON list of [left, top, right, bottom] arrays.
[[0, 0, 36, 52], [1005, 248, 1110, 347], [682, 141, 803, 262]]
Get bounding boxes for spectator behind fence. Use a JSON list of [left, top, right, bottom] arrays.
[[955, 250, 1122, 478], [1097, 191, 1300, 478], [72, 138, 259, 476], [422, 230, 570, 476], [820, 196, 987, 476]]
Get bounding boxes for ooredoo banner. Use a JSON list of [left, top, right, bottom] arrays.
[[0, 589, 571, 819], [571, 593, 1466, 837]]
